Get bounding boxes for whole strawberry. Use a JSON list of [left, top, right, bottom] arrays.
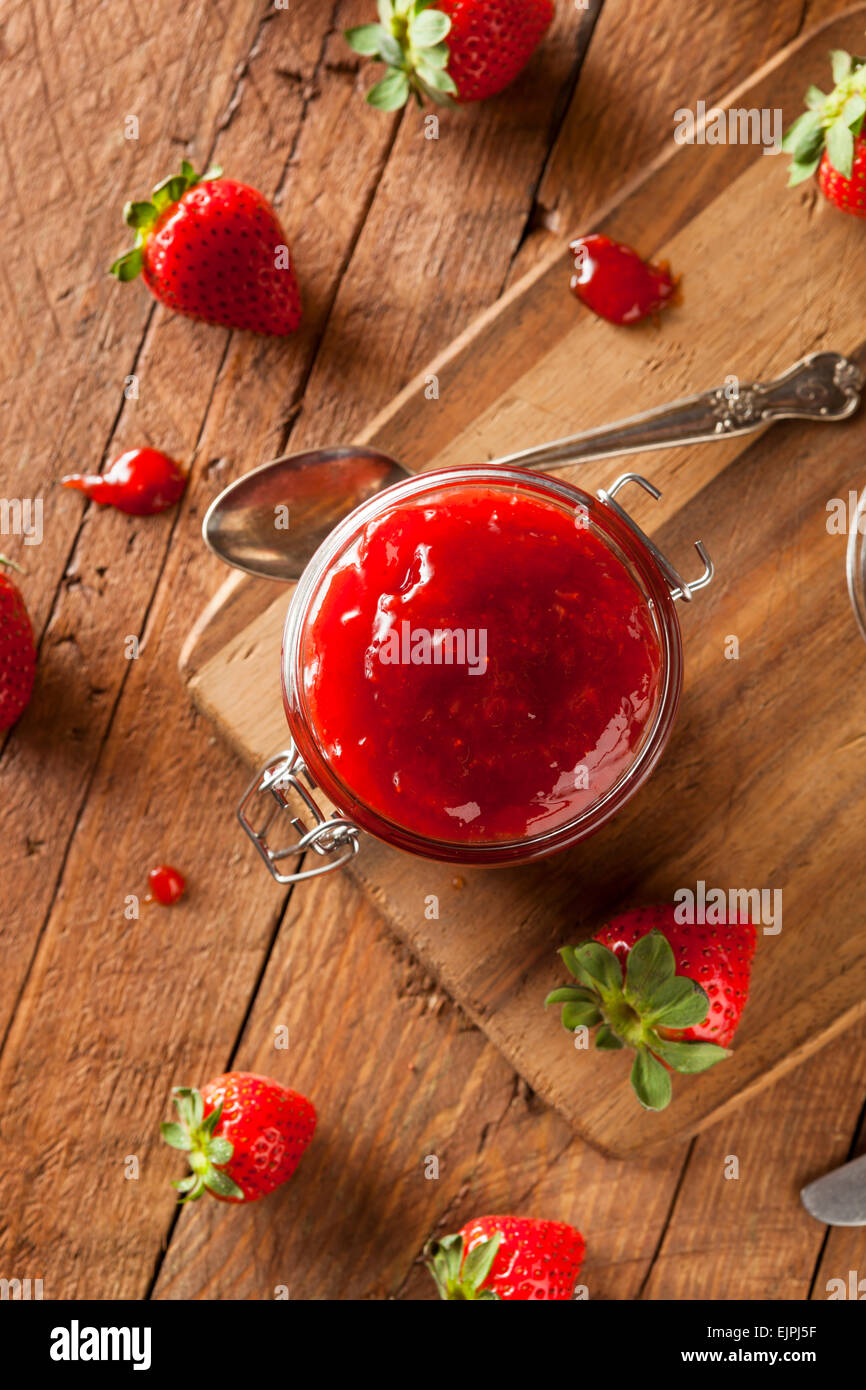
[[110, 162, 302, 334], [345, 0, 553, 109], [0, 557, 36, 731], [426, 1215, 585, 1300], [161, 1072, 316, 1203], [784, 47, 866, 216], [545, 905, 757, 1111]]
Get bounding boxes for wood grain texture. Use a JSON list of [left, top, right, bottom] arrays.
[[643, 1021, 866, 1300], [153, 878, 688, 1301], [2, 0, 865, 1302], [0, 0, 613, 1300], [184, 12, 866, 1158], [0, 0, 272, 1040]]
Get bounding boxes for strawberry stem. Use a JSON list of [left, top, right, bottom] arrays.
[[109, 161, 223, 280], [160, 1086, 245, 1202], [545, 930, 730, 1111], [425, 1231, 502, 1300], [344, 1, 458, 110], [784, 47, 866, 184]]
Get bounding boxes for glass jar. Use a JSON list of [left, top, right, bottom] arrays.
[[239, 466, 713, 881]]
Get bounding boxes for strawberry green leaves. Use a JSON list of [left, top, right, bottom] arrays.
[[632, 1049, 671, 1112], [784, 48, 866, 185], [109, 161, 222, 280], [160, 1086, 244, 1202], [425, 1231, 502, 1300], [782, 111, 829, 186], [544, 929, 730, 1111], [831, 48, 854, 84], [825, 118, 856, 179], [367, 68, 412, 111], [345, 1, 458, 110]]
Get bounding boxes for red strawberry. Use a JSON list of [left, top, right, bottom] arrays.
[[345, 0, 553, 109], [62, 449, 186, 516], [817, 140, 866, 216], [426, 1215, 585, 1300], [110, 162, 302, 334], [784, 47, 866, 217], [161, 1072, 316, 1203], [546, 905, 757, 1111], [0, 557, 36, 731]]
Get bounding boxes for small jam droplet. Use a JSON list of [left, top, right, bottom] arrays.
[[62, 448, 187, 516], [147, 864, 187, 906], [569, 234, 679, 325]]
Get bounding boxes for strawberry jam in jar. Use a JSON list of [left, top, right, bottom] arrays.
[[266, 467, 710, 871]]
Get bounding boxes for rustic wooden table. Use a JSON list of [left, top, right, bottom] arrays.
[[2, 0, 865, 1301]]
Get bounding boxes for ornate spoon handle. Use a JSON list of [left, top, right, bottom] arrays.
[[491, 352, 862, 473]]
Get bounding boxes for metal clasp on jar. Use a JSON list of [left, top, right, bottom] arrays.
[[237, 744, 360, 884], [597, 472, 714, 602]]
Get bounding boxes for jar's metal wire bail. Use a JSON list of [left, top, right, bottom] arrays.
[[597, 471, 714, 602], [237, 744, 361, 884]]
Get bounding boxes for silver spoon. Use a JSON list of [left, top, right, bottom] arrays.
[[203, 351, 862, 582]]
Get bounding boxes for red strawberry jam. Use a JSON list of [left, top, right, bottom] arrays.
[[62, 449, 186, 516], [299, 486, 662, 846], [147, 864, 186, 906], [569, 234, 678, 325]]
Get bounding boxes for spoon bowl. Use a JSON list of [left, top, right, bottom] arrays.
[[202, 445, 407, 580]]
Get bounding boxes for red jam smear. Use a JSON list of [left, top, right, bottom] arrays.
[[147, 864, 186, 905], [62, 449, 186, 516], [569, 234, 678, 326], [301, 487, 662, 845]]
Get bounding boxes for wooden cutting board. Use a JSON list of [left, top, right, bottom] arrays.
[[181, 12, 866, 1157]]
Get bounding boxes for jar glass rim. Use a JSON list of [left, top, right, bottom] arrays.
[[281, 465, 684, 864]]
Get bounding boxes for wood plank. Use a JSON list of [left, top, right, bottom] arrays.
[[0, 0, 271, 1036], [642, 1021, 866, 1299], [810, 1085, 866, 1301], [0, 0, 407, 1041], [183, 11, 866, 1157], [153, 878, 689, 1301]]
